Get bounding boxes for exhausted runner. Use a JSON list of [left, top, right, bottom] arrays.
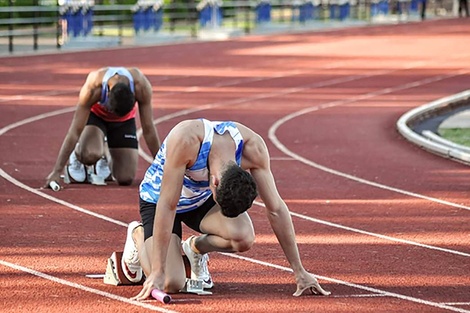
[[44, 66, 160, 189]]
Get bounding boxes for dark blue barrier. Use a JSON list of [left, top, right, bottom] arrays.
[[378, 0, 389, 14], [60, 4, 94, 37], [410, 0, 419, 12], [153, 8, 163, 31], [292, 2, 316, 22], [255, 2, 271, 23], [370, 0, 389, 16], [133, 9, 145, 33], [339, 3, 350, 20], [71, 7, 82, 36], [143, 7, 152, 31], [83, 7, 93, 36], [60, 8, 73, 36], [301, 2, 315, 21], [329, 4, 339, 19], [132, 5, 163, 33], [199, 5, 222, 27]]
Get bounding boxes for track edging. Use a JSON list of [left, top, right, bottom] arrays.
[[396, 90, 470, 164]]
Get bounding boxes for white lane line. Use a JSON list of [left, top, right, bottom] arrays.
[[331, 294, 388, 298], [0, 107, 75, 136], [1, 60, 469, 312], [269, 69, 470, 213], [135, 69, 470, 258], [443, 303, 470, 306], [0, 64, 381, 311], [0, 168, 127, 227], [0, 90, 73, 103], [254, 200, 470, 257], [1, 152, 466, 311], [270, 157, 295, 161], [137, 69, 402, 164], [0, 260, 178, 313], [291, 210, 470, 257], [221, 253, 470, 313]]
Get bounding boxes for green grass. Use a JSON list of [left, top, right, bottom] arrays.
[[438, 128, 470, 147]]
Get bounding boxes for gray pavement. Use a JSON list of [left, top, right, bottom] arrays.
[[439, 109, 470, 129]]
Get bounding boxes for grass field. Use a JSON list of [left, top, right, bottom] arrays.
[[438, 128, 470, 147]]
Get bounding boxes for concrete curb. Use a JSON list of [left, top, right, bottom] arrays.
[[396, 89, 470, 164]]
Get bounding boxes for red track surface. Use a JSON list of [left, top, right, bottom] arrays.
[[1, 18, 469, 313]]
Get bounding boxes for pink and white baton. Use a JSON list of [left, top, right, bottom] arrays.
[[151, 289, 172, 304]]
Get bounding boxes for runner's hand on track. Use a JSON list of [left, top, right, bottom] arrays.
[[293, 272, 331, 297], [131, 271, 165, 301], [44, 171, 62, 190]]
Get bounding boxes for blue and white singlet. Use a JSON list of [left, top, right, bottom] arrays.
[[139, 119, 244, 213]]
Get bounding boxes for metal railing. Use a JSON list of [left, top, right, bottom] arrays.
[[0, 0, 457, 54]]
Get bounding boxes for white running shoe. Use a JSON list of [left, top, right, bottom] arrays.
[[66, 152, 86, 183], [182, 236, 213, 289], [95, 157, 112, 181], [121, 221, 143, 283]]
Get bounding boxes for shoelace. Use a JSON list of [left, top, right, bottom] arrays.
[[125, 242, 139, 264], [198, 254, 210, 277], [70, 160, 82, 171], [97, 159, 108, 169]]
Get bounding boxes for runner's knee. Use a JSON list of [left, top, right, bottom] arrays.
[[164, 276, 186, 293], [231, 233, 255, 253], [77, 149, 101, 165], [116, 176, 134, 186]]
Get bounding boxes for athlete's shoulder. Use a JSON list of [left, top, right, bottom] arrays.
[[234, 122, 264, 143], [171, 119, 205, 139], [127, 67, 146, 80], [84, 68, 107, 88], [235, 122, 268, 169], [127, 67, 151, 95], [165, 120, 204, 163]]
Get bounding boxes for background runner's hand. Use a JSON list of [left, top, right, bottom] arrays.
[[44, 171, 62, 190], [293, 271, 331, 297], [131, 271, 165, 301]]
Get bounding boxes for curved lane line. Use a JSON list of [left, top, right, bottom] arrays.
[[0, 260, 178, 313], [254, 201, 470, 257], [268, 69, 470, 213], [0, 107, 75, 136], [222, 253, 470, 313], [1, 64, 469, 312], [0, 168, 127, 227]]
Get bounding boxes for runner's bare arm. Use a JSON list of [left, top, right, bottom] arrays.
[[133, 122, 199, 300], [133, 69, 160, 157], [247, 135, 330, 296], [44, 71, 101, 187]]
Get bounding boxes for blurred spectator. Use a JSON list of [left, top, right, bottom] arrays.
[[458, 0, 469, 16], [420, 0, 427, 19], [397, 0, 410, 20]]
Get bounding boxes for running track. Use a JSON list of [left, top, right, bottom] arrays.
[[1, 18, 469, 313]]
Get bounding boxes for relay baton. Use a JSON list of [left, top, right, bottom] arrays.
[[49, 181, 60, 191], [151, 289, 172, 304]]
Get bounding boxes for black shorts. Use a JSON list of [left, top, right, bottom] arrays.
[[139, 197, 217, 241], [86, 112, 138, 149]]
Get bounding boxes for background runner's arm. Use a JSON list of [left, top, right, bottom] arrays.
[[135, 69, 160, 157], [44, 72, 100, 186]]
